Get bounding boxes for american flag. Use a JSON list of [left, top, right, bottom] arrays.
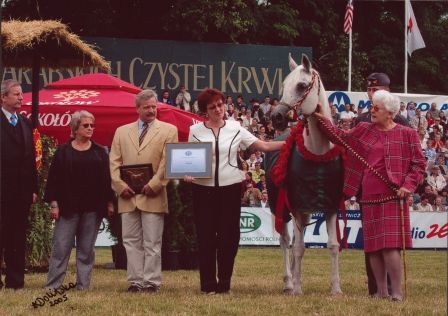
[[344, 0, 354, 34]]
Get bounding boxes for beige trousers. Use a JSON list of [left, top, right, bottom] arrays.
[[121, 210, 164, 288]]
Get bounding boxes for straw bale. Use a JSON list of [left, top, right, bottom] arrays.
[[1, 20, 110, 71]]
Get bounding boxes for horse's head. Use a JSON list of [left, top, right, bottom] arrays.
[[278, 54, 330, 119]]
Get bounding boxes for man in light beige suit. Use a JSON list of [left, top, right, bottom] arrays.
[[110, 89, 178, 293]]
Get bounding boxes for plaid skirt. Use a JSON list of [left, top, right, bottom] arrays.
[[361, 195, 412, 253]]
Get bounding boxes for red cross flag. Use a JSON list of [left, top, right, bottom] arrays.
[[406, 0, 425, 57]]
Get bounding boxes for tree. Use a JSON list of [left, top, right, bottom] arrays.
[[2, 0, 447, 93]]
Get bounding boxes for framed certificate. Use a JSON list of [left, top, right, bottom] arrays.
[[165, 142, 212, 179], [119, 163, 154, 193]]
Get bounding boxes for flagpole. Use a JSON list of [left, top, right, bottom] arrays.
[[404, 0, 408, 94], [348, 29, 352, 92]]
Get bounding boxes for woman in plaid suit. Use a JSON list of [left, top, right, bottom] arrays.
[[315, 90, 426, 301]]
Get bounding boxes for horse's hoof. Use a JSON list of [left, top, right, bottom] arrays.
[[292, 289, 304, 296], [283, 288, 294, 295], [331, 289, 343, 296]]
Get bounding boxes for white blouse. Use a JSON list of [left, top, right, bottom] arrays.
[[188, 121, 258, 187]]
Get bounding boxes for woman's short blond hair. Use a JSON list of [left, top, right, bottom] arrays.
[[70, 110, 95, 138]]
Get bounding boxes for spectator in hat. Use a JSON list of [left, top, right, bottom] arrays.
[[251, 100, 266, 125], [344, 196, 360, 210], [355, 73, 409, 127]]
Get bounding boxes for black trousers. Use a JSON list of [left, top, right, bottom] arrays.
[[0, 201, 30, 289], [192, 183, 241, 293]]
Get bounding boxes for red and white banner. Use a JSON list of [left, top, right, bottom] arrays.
[[410, 212, 447, 248]]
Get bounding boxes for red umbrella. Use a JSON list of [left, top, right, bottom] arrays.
[[21, 73, 204, 145]]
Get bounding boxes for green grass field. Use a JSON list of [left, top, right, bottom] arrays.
[[0, 247, 446, 315]]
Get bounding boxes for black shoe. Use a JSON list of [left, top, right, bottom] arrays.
[[127, 285, 142, 293]]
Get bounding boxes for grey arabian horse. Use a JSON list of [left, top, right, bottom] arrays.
[[266, 54, 344, 295]]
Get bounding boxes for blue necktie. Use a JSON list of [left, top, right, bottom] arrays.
[[10, 114, 17, 126]]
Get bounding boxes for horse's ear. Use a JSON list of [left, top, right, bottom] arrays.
[[301, 54, 312, 73], [288, 53, 298, 71]]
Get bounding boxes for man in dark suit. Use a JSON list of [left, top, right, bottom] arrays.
[[0, 79, 38, 289]]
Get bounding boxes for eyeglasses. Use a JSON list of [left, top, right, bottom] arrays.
[[371, 105, 385, 112], [81, 123, 95, 129]]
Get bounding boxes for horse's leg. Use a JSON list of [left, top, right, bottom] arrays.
[[326, 211, 343, 295], [280, 222, 294, 294], [291, 213, 308, 295]]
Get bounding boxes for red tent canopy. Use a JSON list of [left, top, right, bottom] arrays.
[[21, 73, 203, 145]]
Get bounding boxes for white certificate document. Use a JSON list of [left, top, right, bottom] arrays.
[[170, 148, 206, 173]]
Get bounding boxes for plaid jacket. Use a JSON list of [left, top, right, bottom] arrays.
[[323, 121, 427, 198]]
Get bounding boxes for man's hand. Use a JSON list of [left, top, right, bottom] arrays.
[[107, 202, 114, 217], [32, 193, 38, 203], [141, 184, 156, 197], [120, 187, 135, 199], [183, 175, 196, 183]]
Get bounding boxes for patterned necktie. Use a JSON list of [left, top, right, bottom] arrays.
[[139, 123, 148, 146], [10, 114, 17, 126]]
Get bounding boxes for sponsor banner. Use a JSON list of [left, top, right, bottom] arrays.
[[96, 219, 113, 247], [410, 212, 447, 248], [95, 208, 447, 248], [327, 91, 448, 113], [238, 207, 447, 249]]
